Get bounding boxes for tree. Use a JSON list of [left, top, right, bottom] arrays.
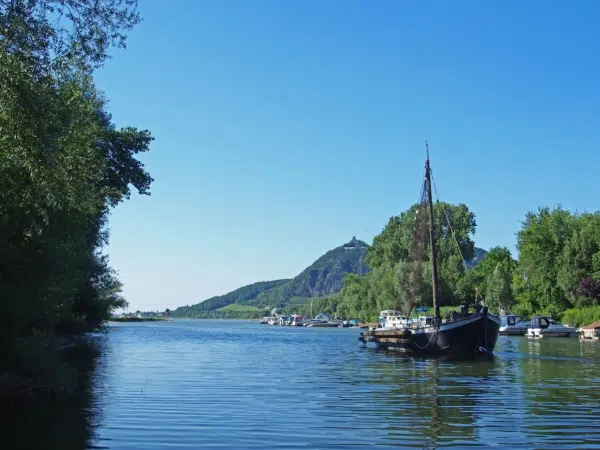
[[468, 246, 516, 295], [594, 253, 600, 280], [367, 202, 476, 271], [578, 277, 600, 303], [515, 206, 575, 314], [556, 214, 600, 307], [1, 0, 141, 71], [366, 202, 476, 306], [485, 263, 514, 313], [0, 0, 151, 390], [338, 202, 477, 320]]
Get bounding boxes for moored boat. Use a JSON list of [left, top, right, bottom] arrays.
[[306, 313, 339, 327], [526, 316, 578, 338], [359, 144, 501, 356], [379, 310, 409, 328], [290, 315, 310, 327], [499, 314, 529, 336]]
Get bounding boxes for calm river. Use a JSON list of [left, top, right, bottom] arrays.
[[7, 320, 600, 449]]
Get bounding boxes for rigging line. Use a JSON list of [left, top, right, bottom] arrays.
[[430, 169, 468, 272]]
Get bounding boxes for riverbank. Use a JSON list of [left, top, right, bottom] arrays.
[[0, 334, 99, 399], [109, 317, 168, 323]]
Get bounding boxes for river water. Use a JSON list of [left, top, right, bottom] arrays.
[[6, 320, 600, 449]]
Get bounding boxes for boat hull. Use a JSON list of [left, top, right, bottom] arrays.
[[499, 327, 527, 336], [526, 328, 578, 338], [360, 313, 500, 356]]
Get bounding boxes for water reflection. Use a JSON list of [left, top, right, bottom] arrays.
[[1, 342, 102, 450], [358, 353, 499, 447]]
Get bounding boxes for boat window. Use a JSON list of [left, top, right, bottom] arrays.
[[507, 317, 516, 326]]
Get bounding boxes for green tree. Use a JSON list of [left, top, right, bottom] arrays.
[[1, 0, 141, 71], [339, 202, 477, 320], [469, 246, 516, 294], [515, 206, 575, 315], [593, 253, 600, 280], [0, 0, 151, 391], [485, 263, 514, 313], [556, 213, 600, 307]]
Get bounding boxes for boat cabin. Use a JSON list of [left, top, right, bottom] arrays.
[[290, 315, 307, 326], [501, 315, 522, 327], [529, 316, 554, 329], [379, 310, 409, 328]]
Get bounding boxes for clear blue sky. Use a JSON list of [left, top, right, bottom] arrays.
[[95, 0, 600, 311]]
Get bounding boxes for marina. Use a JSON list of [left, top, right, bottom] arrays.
[[259, 312, 361, 328]]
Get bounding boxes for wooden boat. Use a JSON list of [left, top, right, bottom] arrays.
[[359, 144, 501, 356]]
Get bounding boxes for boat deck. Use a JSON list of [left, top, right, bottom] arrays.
[[359, 328, 414, 345]]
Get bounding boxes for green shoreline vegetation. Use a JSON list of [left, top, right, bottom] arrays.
[[110, 317, 167, 323], [318, 205, 600, 326], [1, 1, 152, 396], [175, 204, 600, 328]]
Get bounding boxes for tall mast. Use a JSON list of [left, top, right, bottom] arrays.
[[425, 142, 441, 322]]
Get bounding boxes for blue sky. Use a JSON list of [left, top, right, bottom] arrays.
[[96, 0, 600, 311]]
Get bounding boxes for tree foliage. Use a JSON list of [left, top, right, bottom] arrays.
[[485, 263, 514, 313], [1, 0, 140, 71], [0, 0, 150, 391], [329, 202, 478, 321], [515, 206, 600, 317], [334, 204, 600, 323]]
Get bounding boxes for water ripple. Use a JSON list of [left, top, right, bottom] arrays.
[[71, 321, 600, 449]]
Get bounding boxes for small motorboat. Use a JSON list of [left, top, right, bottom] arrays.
[[290, 315, 310, 327], [378, 310, 410, 329], [526, 316, 578, 338], [499, 314, 530, 336], [306, 313, 339, 327]]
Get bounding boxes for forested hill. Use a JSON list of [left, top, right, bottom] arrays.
[[170, 237, 488, 319], [170, 280, 290, 317], [170, 237, 369, 318]]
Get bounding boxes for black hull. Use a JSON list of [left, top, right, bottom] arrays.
[[360, 313, 500, 356]]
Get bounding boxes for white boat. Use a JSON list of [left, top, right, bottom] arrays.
[[499, 314, 529, 336], [526, 316, 578, 338], [278, 315, 290, 326], [378, 310, 410, 329]]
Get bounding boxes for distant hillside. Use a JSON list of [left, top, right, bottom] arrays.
[[171, 239, 486, 319], [465, 247, 488, 270], [171, 237, 369, 318], [170, 279, 289, 317]]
